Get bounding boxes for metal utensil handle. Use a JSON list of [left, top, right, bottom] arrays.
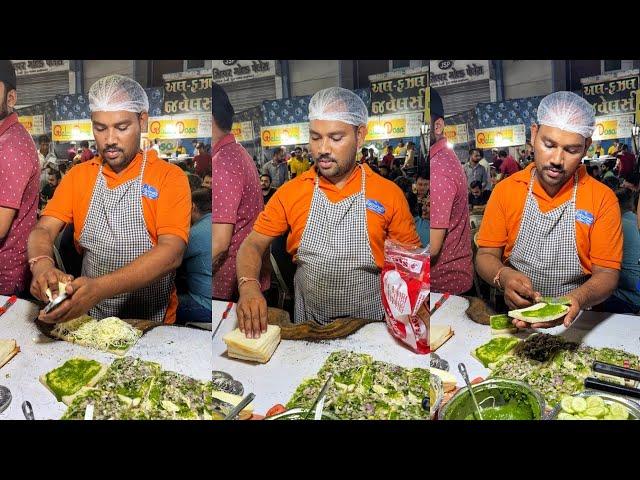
[[584, 377, 640, 399], [593, 361, 640, 382], [458, 363, 483, 420], [224, 393, 255, 420], [307, 374, 333, 420], [22, 401, 34, 420]]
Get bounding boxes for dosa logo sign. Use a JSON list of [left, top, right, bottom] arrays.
[[53, 124, 62, 137], [365, 116, 407, 140], [260, 124, 308, 147], [147, 118, 198, 139], [51, 120, 93, 141]]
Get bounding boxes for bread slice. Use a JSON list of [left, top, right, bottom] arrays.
[[211, 390, 254, 414], [39, 357, 108, 403], [223, 325, 281, 363], [429, 367, 456, 392], [0, 339, 19, 370], [489, 314, 518, 335], [508, 303, 569, 323], [429, 325, 453, 352]]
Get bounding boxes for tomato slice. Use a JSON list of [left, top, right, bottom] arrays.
[[265, 404, 286, 417]]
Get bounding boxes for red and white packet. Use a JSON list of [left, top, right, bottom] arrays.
[[380, 239, 430, 354]]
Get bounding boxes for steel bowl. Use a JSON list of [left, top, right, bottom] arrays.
[[545, 390, 640, 420], [438, 378, 545, 420]]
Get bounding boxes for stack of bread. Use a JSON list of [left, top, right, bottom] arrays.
[[222, 324, 281, 363]]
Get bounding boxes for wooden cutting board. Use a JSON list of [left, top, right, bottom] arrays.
[[35, 317, 159, 341], [266, 307, 382, 340]]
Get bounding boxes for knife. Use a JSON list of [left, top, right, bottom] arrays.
[[584, 377, 640, 399], [212, 301, 234, 339], [305, 374, 333, 420], [224, 392, 255, 420], [0, 295, 17, 317]]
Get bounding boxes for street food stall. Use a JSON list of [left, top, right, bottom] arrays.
[[0, 297, 212, 420], [430, 292, 640, 420]]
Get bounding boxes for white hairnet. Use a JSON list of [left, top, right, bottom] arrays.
[[537, 91, 595, 138], [89, 74, 149, 113], [308, 87, 368, 126]]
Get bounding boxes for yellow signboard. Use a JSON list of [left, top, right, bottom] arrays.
[[148, 117, 199, 140], [51, 119, 93, 142], [475, 124, 526, 149], [636, 89, 640, 125], [425, 87, 430, 124], [260, 123, 309, 147], [592, 114, 634, 141], [443, 124, 469, 145], [365, 117, 407, 141], [19, 115, 45, 136], [232, 121, 254, 143]]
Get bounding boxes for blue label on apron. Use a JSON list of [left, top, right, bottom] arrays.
[[576, 209, 594, 226], [141, 184, 159, 200], [366, 199, 385, 215]]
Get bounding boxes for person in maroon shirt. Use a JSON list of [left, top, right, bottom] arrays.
[[212, 83, 269, 301], [79, 140, 94, 162], [616, 144, 636, 177], [382, 145, 395, 169], [0, 61, 39, 296], [498, 149, 520, 177], [193, 142, 212, 178], [429, 88, 474, 295]]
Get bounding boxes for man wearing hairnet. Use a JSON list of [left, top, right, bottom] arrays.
[[476, 91, 623, 328], [235, 87, 421, 338], [28, 74, 191, 324]]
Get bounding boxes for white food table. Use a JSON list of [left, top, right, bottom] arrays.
[[430, 292, 640, 387], [212, 300, 427, 415], [0, 297, 212, 420]]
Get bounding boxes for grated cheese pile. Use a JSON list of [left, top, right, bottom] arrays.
[[52, 316, 142, 353]]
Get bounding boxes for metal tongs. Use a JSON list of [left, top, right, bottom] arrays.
[[304, 374, 333, 420], [584, 361, 640, 400]]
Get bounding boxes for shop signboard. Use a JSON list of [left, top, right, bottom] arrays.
[[443, 124, 469, 145], [212, 60, 276, 84], [581, 70, 639, 116], [260, 122, 309, 147], [19, 115, 45, 136], [591, 114, 634, 141], [12, 60, 69, 76], [369, 67, 428, 116], [163, 75, 212, 115], [51, 119, 93, 142], [365, 113, 423, 141], [232, 121, 254, 143], [475, 124, 526, 149], [429, 60, 490, 88], [148, 116, 199, 140]]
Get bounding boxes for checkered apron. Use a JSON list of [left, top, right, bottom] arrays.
[[293, 166, 384, 325], [509, 168, 587, 297], [78, 151, 173, 322]]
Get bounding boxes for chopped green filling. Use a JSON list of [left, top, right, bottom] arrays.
[[474, 337, 520, 367], [521, 304, 568, 318], [490, 314, 513, 330]]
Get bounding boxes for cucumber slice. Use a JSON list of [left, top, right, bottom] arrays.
[[585, 406, 606, 418], [572, 397, 587, 413], [560, 396, 575, 414], [581, 415, 598, 420], [609, 403, 629, 420], [586, 396, 605, 409], [558, 412, 576, 420], [603, 414, 616, 420]]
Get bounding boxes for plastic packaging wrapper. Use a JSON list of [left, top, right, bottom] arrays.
[[381, 239, 429, 354]]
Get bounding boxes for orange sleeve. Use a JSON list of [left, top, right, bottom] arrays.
[[253, 187, 290, 237], [41, 167, 76, 224], [477, 182, 509, 248], [164, 287, 178, 324], [387, 186, 421, 247], [589, 188, 623, 270], [156, 167, 191, 243]]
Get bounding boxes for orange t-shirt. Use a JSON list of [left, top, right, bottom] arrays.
[[477, 163, 622, 273], [42, 149, 191, 323], [253, 163, 421, 268]]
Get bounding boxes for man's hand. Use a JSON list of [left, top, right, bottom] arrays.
[[30, 262, 74, 302], [512, 293, 581, 330], [38, 277, 104, 324], [236, 284, 268, 339], [501, 268, 539, 311]]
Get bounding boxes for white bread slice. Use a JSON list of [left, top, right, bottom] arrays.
[[0, 339, 18, 369], [223, 325, 281, 363], [429, 325, 453, 352], [508, 303, 569, 323], [211, 390, 254, 414], [429, 367, 456, 392]]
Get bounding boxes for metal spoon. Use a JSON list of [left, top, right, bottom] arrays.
[[22, 401, 34, 420], [458, 363, 483, 420], [0, 385, 11, 414]]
